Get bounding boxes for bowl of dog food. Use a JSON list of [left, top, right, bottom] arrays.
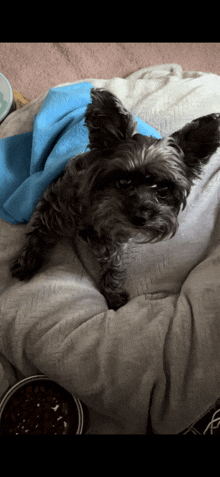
[[0, 374, 86, 434], [0, 72, 16, 124]]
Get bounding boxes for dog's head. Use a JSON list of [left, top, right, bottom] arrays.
[[74, 88, 220, 244]]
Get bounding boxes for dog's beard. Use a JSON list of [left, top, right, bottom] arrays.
[[89, 194, 133, 244], [134, 206, 179, 244], [87, 192, 180, 246]]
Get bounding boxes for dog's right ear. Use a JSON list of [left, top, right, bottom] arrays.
[[171, 113, 220, 179], [85, 88, 137, 150]]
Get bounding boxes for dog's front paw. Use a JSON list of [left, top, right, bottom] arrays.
[[10, 252, 42, 281], [10, 258, 34, 281], [102, 290, 130, 311]]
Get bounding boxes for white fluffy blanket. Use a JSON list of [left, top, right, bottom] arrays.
[[1, 63, 220, 434]]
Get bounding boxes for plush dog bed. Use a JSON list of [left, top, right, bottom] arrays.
[[1, 63, 220, 434]]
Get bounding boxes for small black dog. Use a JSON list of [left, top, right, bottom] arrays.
[[10, 87, 220, 310]]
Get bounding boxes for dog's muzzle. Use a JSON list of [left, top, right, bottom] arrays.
[[130, 207, 155, 226]]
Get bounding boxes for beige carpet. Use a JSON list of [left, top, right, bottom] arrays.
[[1, 43, 220, 101]]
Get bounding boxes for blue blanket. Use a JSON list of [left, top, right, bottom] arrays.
[[0, 82, 161, 224]]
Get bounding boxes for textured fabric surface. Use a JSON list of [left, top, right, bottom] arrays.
[[1, 64, 220, 434], [1, 43, 220, 101]]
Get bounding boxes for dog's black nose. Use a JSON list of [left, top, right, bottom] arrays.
[[131, 208, 153, 226], [131, 216, 146, 226]]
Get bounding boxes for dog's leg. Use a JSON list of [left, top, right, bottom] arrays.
[[100, 262, 130, 311], [10, 225, 56, 281], [87, 234, 129, 310], [10, 202, 60, 281], [10, 179, 70, 280]]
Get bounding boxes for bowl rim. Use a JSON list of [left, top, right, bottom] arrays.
[[0, 72, 13, 122], [0, 374, 84, 435]]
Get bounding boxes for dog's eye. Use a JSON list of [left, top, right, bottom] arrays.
[[116, 179, 132, 189], [156, 185, 169, 198]]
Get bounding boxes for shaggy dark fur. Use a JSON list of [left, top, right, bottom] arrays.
[[10, 87, 220, 310]]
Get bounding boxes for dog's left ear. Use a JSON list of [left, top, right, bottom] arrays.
[[171, 113, 220, 179], [85, 88, 137, 150]]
